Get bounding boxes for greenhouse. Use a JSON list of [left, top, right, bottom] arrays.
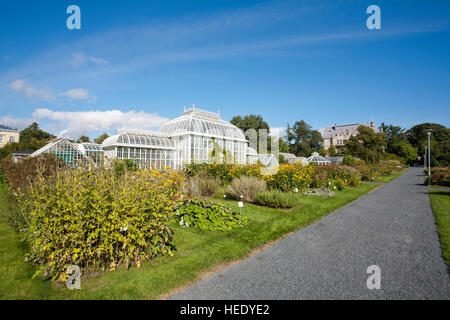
[[160, 107, 248, 168], [31, 107, 281, 170], [101, 130, 176, 170], [31, 138, 103, 167], [306, 152, 331, 165]]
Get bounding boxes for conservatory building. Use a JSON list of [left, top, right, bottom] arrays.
[[100, 107, 250, 170], [31, 107, 279, 170]]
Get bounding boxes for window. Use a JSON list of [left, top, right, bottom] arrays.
[[0, 135, 3, 142], [9, 136, 15, 143]]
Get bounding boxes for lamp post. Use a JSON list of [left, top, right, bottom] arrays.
[[424, 146, 427, 170], [427, 130, 432, 185]]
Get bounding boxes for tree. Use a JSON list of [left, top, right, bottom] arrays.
[[285, 120, 324, 157], [19, 122, 55, 151], [328, 145, 337, 157], [406, 123, 450, 166], [94, 133, 110, 145], [389, 140, 418, 164], [0, 122, 55, 160], [230, 114, 271, 152], [344, 125, 386, 163], [77, 135, 90, 143]]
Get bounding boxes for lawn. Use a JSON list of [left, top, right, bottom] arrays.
[[429, 190, 450, 268], [375, 169, 408, 183], [0, 182, 378, 299]]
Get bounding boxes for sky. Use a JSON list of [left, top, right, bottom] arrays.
[[0, 0, 449, 139]]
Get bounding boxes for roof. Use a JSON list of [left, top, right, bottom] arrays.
[[0, 124, 18, 132], [101, 130, 175, 149], [306, 152, 331, 164], [31, 138, 86, 157], [326, 156, 344, 164], [77, 143, 103, 153], [160, 107, 246, 141], [12, 150, 33, 156], [258, 153, 279, 167], [279, 152, 297, 159], [322, 122, 375, 139]]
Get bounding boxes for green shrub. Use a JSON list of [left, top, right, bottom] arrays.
[[311, 164, 361, 188], [427, 167, 450, 186], [176, 199, 246, 231], [342, 156, 356, 166], [181, 173, 220, 198], [254, 191, 300, 208], [19, 168, 183, 281], [225, 176, 267, 202], [183, 163, 263, 185], [112, 158, 138, 177]]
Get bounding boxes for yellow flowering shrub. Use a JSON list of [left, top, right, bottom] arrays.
[[21, 168, 183, 281], [263, 163, 314, 192]]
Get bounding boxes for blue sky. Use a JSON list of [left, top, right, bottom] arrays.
[[0, 0, 449, 139]]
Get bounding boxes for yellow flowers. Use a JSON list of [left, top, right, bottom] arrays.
[[264, 164, 314, 192]]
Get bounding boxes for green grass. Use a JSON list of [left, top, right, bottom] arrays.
[[374, 169, 408, 183], [429, 190, 450, 268], [428, 185, 450, 190], [0, 182, 378, 299]]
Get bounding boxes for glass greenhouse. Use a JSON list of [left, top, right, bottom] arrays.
[[31, 107, 280, 170], [306, 152, 331, 165], [101, 130, 176, 170], [31, 138, 103, 167], [160, 107, 248, 168]]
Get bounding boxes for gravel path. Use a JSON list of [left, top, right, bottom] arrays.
[[171, 168, 450, 299]]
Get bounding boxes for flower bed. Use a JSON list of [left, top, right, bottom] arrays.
[[18, 168, 183, 280]]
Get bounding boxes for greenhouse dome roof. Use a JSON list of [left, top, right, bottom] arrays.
[[160, 107, 246, 141], [101, 130, 175, 149], [306, 152, 330, 164]]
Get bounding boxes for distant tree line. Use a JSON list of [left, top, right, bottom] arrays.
[[1, 117, 448, 167], [230, 114, 449, 166]]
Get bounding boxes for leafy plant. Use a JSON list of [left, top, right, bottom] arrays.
[[19, 168, 183, 281], [176, 199, 246, 231], [254, 191, 300, 208], [263, 163, 314, 192]]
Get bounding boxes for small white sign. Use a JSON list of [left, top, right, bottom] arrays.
[[238, 201, 244, 208]]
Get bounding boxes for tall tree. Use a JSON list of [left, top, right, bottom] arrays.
[[77, 135, 90, 143], [407, 123, 450, 166], [344, 125, 386, 163], [94, 133, 110, 145], [19, 122, 55, 150], [285, 120, 324, 157], [230, 114, 271, 152]]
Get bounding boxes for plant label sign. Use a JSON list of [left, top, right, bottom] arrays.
[[238, 201, 244, 208]]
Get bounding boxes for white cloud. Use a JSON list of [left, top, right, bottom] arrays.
[[60, 88, 97, 102], [71, 52, 109, 68], [0, 115, 33, 130], [33, 108, 169, 138], [8, 79, 55, 102]]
